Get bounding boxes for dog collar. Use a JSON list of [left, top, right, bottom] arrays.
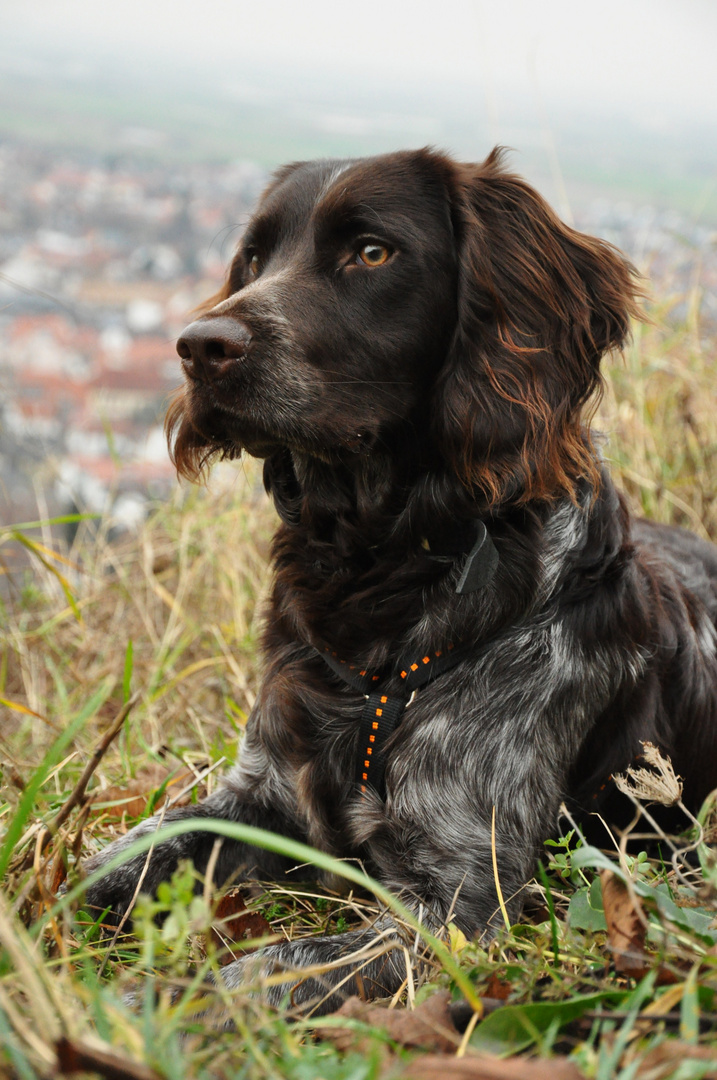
[[316, 520, 498, 800], [456, 520, 499, 594], [423, 519, 499, 594], [319, 642, 470, 799]]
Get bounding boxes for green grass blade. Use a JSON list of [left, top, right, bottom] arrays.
[[123, 640, 134, 703], [0, 681, 114, 881], [0, 513, 98, 535]]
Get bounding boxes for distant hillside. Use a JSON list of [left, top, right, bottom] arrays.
[[0, 46, 716, 223]]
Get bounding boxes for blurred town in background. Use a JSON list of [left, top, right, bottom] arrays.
[[0, 140, 265, 534], [1, 13, 716, 553]]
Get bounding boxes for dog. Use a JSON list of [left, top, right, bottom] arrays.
[[81, 148, 717, 1015]]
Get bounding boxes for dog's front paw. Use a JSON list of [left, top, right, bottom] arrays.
[[80, 820, 161, 923], [79, 811, 206, 923], [216, 919, 405, 1016]]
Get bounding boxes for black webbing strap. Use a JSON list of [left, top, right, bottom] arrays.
[[317, 518, 499, 800], [320, 642, 468, 799], [320, 649, 383, 695], [356, 690, 408, 799]]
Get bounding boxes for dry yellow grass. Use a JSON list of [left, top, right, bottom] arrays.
[[1, 266, 716, 1078], [2, 462, 275, 765], [599, 276, 717, 540]]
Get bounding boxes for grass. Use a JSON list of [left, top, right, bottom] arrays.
[[1, 263, 717, 1078]]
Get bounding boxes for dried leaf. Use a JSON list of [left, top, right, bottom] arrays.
[[636, 1040, 717, 1079], [600, 870, 680, 985], [89, 765, 200, 820], [2, 765, 26, 791], [209, 889, 272, 963], [483, 974, 512, 1001], [601, 869, 649, 977], [395, 1053, 584, 1079], [317, 991, 461, 1055], [51, 858, 67, 895]]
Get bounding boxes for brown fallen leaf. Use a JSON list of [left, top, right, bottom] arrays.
[[635, 1040, 717, 1079], [483, 973, 512, 1001], [600, 870, 679, 985], [395, 1053, 584, 1080], [56, 1035, 161, 1080], [89, 764, 201, 820], [601, 869, 648, 978], [151, 553, 174, 575], [2, 764, 26, 791], [51, 854, 68, 895], [209, 888, 273, 963], [316, 991, 462, 1055]]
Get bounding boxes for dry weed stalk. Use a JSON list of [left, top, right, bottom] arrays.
[[613, 741, 684, 807], [613, 742, 704, 888]]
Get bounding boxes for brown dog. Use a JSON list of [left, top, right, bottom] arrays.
[[83, 149, 717, 1014]]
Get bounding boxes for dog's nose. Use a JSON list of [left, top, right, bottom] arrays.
[[176, 317, 253, 381]]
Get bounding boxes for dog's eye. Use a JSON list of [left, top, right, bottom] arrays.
[[356, 243, 391, 267], [248, 253, 261, 277]]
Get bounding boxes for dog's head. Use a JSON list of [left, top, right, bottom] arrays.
[[168, 148, 640, 503]]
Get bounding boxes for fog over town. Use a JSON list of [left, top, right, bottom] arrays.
[[1, 0, 716, 544]]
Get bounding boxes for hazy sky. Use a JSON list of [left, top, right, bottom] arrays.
[[3, 0, 717, 127]]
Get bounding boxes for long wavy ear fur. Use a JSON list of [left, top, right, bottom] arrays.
[[433, 148, 643, 505]]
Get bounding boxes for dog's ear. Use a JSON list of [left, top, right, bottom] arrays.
[[433, 148, 642, 504]]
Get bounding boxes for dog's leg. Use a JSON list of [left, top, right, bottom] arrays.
[[78, 781, 416, 1017], [199, 798, 542, 1020], [217, 913, 412, 1016], [79, 783, 304, 924], [201, 789, 548, 1018]]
